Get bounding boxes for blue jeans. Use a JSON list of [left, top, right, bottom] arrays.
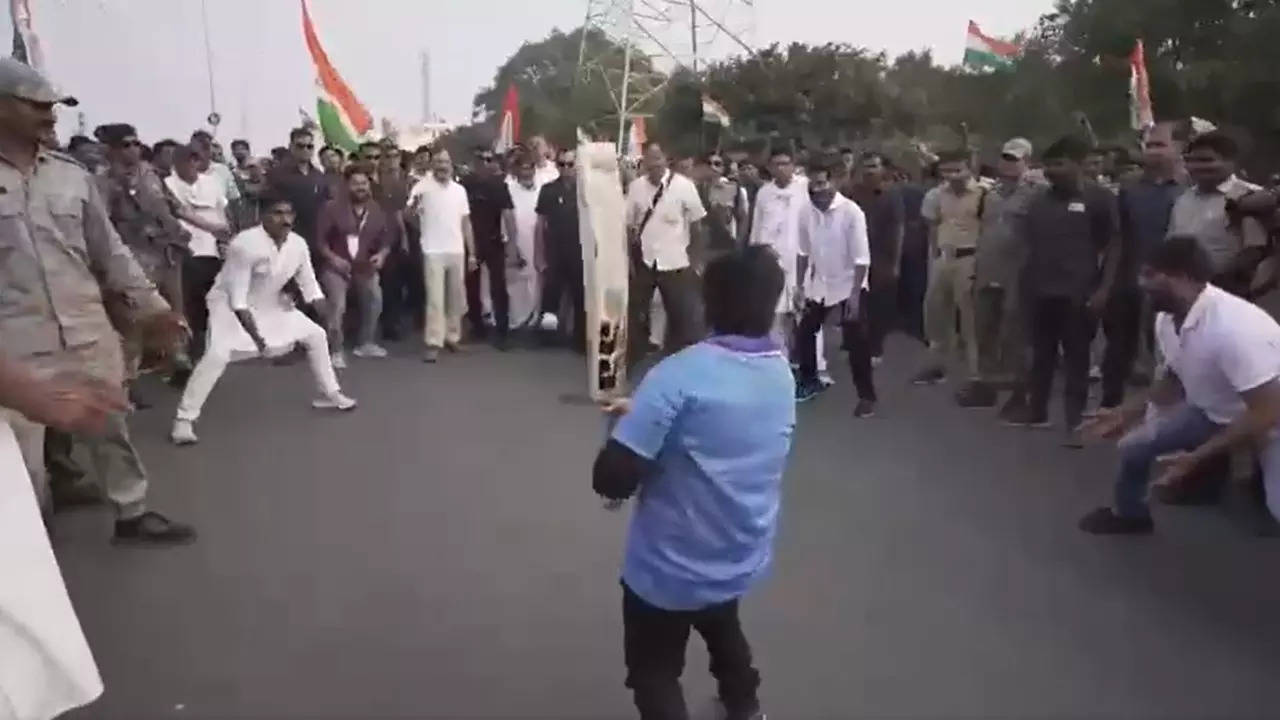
[[1115, 403, 1223, 518]]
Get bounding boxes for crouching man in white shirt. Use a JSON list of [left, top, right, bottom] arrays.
[[1080, 235, 1280, 535], [171, 194, 356, 445], [793, 162, 878, 418]]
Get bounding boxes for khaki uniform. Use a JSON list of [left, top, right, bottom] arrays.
[[922, 179, 986, 376], [0, 148, 168, 516], [98, 163, 188, 378]]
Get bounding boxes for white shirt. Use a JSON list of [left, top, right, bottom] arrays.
[[626, 170, 706, 271], [750, 178, 807, 262], [165, 172, 228, 257], [798, 193, 871, 306], [506, 176, 541, 260], [408, 176, 471, 255], [1155, 284, 1280, 425]]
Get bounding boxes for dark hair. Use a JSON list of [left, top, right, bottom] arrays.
[[1185, 131, 1239, 161], [641, 140, 663, 155], [190, 129, 213, 144], [935, 149, 969, 165], [343, 164, 371, 182], [321, 145, 345, 159], [67, 135, 95, 152], [414, 144, 433, 156], [703, 246, 786, 337], [859, 150, 887, 166], [1042, 135, 1090, 162], [257, 190, 294, 213], [357, 141, 380, 154], [270, 146, 289, 160], [1145, 235, 1213, 283], [768, 148, 792, 161], [230, 138, 250, 151], [288, 127, 313, 143], [172, 144, 198, 164], [153, 138, 180, 153], [806, 157, 836, 179], [840, 146, 854, 155]]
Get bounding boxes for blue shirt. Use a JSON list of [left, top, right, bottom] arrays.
[[612, 337, 796, 611]]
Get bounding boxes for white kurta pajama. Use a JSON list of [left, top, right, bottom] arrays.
[[176, 227, 342, 423], [506, 177, 542, 328]]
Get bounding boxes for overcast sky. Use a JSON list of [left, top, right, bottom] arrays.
[[4, 0, 1052, 152]]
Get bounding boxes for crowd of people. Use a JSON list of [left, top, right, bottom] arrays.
[[7, 51, 1280, 719]]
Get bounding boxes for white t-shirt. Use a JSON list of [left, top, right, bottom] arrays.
[[506, 177, 541, 261], [798, 193, 870, 306], [408, 177, 471, 255], [1156, 284, 1280, 425], [165, 172, 228, 258], [626, 171, 706, 271]]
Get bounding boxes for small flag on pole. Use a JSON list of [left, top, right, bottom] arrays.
[[494, 84, 520, 154], [1128, 39, 1154, 131], [700, 94, 731, 126], [963, 21, 1020, 71]]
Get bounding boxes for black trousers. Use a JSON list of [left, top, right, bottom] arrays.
[[897, 229, 929, 342], [867, 270, 898, 358], [627, 251, 704, 367], [465, 240, 510, 338], [1100, 286, 1142, 408], [622, 583, 760, 720], [541, 253, 586, 351], [380, 243, 425, 340], [182, 255, 223, 360], [1028, 296, 1097, 428], [794, 295, 877, 402]]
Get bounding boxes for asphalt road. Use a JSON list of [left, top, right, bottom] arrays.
[[54, 335, 1280, 719]]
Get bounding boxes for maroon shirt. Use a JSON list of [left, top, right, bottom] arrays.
[[315, 197, 393, 275]]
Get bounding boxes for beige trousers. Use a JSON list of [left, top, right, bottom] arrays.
[[423, 253, 466, 348], [924, 251, 979, 377]]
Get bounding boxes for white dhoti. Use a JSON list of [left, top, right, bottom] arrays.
[[507, 266, 539, 329], [506, 177, 544, 330], [175, 228, 343, 424], [0, 417, 103, 720]]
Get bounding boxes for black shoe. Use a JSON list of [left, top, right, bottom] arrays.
[[1063, 427, 1085, 449], [51, 483, 104, 513], [1001, 404, 1052, 429], [853, 399, 877, 418], [911, 366, 946, 385], [1078, 507, 1154, 535], [954, 381, 997, 408], [127, 384, 151, 410], [112, 511, 197, 546], [997, 392, 1028, 423]]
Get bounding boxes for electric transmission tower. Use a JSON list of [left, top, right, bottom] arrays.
[[575, 0, 756, 150]]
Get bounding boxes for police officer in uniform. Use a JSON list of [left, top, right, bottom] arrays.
[[95, 122, 191, 395], [0, 58, 195, 545]]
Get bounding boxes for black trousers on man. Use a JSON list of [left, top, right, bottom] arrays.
[[541, 251, 586, 351], [794, 295, 877, 402], [622, 583, 761, 720], [867, 270, 898, 358], [380, 241, 425, 341], [1028, 296, 1097, 429], [182, 255, 223, 360], [627, 249, 704, 367], [1100, 286, 1143, 409], [465, 240, 510, 339]]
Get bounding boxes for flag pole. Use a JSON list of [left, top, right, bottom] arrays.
[[200, 0, 219, 135]]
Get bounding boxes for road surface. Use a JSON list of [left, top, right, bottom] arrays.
[[55, 336, 1280, 719]]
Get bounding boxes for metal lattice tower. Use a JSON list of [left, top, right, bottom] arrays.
[[576, 0, 756, 150]]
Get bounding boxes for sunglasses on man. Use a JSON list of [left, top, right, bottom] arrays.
[[295, 142, 315, 150]]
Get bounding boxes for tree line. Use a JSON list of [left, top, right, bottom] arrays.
[[442, 0, 1280, 173]]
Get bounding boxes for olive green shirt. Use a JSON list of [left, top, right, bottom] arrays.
[[0, 148, 168, 363]]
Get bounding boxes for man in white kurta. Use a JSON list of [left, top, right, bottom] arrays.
[[170, 197, 356, 445], [506, 157, 543, 329]]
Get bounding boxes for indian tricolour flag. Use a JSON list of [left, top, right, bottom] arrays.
[[963, 21, 1020, 71], [301, 0, 372, 153]]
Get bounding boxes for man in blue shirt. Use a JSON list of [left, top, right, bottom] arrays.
[[593, 245, 794, 720]]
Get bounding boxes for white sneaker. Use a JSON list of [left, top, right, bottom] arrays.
[[170, 420, 198, 446], [818, 371, 836, 388], [331, 351, 347, 370], [312, 393, 357, 411], [871, 355, 884, 368], [352, 343, 388, 359]]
